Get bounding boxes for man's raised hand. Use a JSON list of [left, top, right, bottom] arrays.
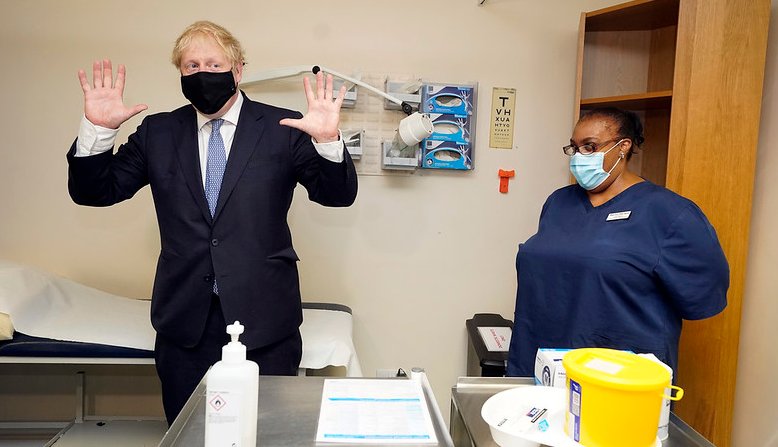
[[78, 59, 148, 129], [279, 71, 345, 143]]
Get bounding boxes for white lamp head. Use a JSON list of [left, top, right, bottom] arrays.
[[398, 112, 434, 146]]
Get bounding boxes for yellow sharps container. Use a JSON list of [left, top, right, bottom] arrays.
[[562, 348, 683, 447]]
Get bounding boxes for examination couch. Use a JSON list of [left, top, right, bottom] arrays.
[[0, 259, 360, 441]]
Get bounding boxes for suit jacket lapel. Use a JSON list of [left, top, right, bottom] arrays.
[[213, 96, 265, 222], [173, 107, 213, 224]]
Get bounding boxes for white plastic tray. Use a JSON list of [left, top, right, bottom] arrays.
[[481, 386, 660, 447]]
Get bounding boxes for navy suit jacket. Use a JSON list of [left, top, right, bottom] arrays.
[[67, 93, 358, 350]]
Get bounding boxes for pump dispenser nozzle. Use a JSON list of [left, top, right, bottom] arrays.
[[222, 321, 247, 363], [227, 321, 244, 342]]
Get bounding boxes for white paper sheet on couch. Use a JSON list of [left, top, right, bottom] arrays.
[[0, 260, 155, 350], [300, 308, 362, 377]]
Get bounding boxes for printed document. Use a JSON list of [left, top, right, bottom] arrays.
[[315, 379, 438, 444]]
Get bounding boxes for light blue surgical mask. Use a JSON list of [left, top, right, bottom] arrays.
[[569, 140, 624, 190]]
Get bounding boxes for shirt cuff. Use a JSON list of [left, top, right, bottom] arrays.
[[311, 130, 345, 163], [75, 115, 119, 157]]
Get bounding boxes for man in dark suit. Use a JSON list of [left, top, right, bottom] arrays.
[[67, 21, 357, 424]]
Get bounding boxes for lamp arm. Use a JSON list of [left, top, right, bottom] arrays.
[[312, 66, 412, 114], [239, 65, 315, 86], [240, 64, 414, 115]]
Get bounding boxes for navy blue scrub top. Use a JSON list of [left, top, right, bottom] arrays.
[[506, 181, 729, 377]]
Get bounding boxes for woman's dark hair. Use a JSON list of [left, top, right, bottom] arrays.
[[580, 107, 645, 158]]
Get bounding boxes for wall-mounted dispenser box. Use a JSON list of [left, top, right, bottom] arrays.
[[426, 113, 471, 145], [382, 140, 419, 171], [421, 84, 476, 118], [342, 129, 365, 159], [332, 79, 358, 108], [384, 79, 422, 112], [421, 140, 472, 170]]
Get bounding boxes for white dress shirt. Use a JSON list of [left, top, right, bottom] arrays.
[[75, 93, 345, 187]]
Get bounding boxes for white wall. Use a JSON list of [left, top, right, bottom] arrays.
[[732, 1, 778, 446], [0, 0, 618, 416]]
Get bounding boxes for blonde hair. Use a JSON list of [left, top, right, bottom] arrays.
[[171, 21, 246, 69]]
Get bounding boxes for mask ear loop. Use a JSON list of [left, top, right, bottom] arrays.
[[606, 140, 628, 175], [606, 156, 622, 175], [605, 142, 627, 176]]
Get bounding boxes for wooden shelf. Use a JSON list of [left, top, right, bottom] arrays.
[[586, 0, 679, 31], [580, 90, 672, 110]]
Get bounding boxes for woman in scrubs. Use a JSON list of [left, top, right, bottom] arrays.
[[506, 107, 729, 378]]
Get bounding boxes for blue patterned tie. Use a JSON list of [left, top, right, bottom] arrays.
[[205, 119, 226, 217], [205, 119, 226, 294]]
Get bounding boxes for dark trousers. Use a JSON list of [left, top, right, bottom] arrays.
[[154, 294, 303, 425]]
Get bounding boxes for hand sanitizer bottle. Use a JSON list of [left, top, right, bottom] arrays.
[[205, 321, 259, 447]]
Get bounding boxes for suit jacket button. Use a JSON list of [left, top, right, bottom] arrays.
[[204, 275, 212, 282], [211, 238, 219, 247]]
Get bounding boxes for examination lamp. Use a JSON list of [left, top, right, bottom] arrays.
[[240, 65, 433, 153]]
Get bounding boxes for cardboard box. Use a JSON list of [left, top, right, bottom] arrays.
[[534, 348, 570, 388], [421, 140, 472, 170], [421, 84, 475, 117], [426, 113, 471, 145]]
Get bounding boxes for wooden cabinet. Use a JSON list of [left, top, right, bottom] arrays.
[[573, 1, 771, 446], [575, 0, 679, 186]]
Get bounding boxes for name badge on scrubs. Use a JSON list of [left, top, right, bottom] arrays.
[[606, 211, 631, 221]]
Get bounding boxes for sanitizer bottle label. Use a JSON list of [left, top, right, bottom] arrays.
[[206, 389, 243, 445]]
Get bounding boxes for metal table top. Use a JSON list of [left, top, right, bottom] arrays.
[[158, 375, 453, 447], [449, 377, 716, 447]]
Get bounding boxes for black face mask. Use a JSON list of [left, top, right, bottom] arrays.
[[180, 70, 237, 115]]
